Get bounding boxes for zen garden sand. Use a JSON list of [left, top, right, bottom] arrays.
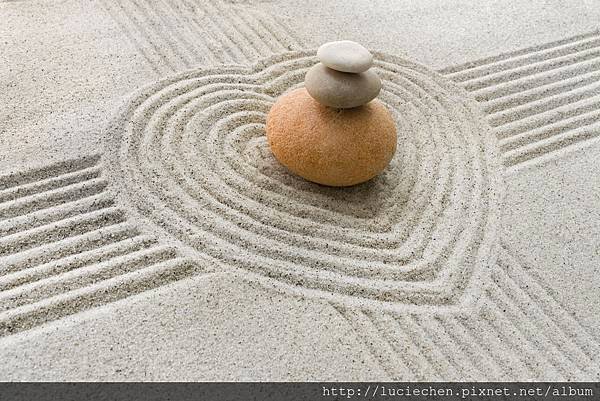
[[0, 0, 599, 381]]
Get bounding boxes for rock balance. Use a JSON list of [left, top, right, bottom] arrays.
[[306, 41, 381, 108], [266, 40, 397, 187]]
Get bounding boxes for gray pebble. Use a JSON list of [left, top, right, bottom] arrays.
[[317, 40, 373, 73], [305, 63, 382, 108]]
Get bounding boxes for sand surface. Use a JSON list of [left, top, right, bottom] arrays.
[[0, 0, 599, 380]]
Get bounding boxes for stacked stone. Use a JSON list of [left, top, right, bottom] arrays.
[[266, 41, 397, 187], [305, 41, 382, 108]]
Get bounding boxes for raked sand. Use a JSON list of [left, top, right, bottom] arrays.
[[0, 0, 599, 380]]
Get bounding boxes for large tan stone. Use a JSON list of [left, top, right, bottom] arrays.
[[266, 88, 397, 187]]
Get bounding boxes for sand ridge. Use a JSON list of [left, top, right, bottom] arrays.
[[440, 30, 600, 173], [336, 242, 600, 380], [103, 50, 503, 312], [98, 0, 305, 75], [1, 0, 599, 380], [0, 155, 205, 336]]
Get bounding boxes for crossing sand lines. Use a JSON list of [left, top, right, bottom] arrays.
[[0, 155, 204, 336], [105, 51, 503, 310], [442, 30, 600, 171], [99, 0, 305, 75], [335, 244, 600, 381], [100, 0, 599, 172]]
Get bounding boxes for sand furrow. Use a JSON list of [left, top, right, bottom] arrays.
[[0, 207, 126, 258], [499, 246, 600, 357], [100, 0, 308, 72], [485, 286, 565, 379], [173, 0, 233, 64], [455, 315, 515, 379], [0, 258, 202, 336], [487, 79, 600, 128], [108, 0, 179, 73], [480, 306, 549, 379], [500, 107, 600, 151], [0, 178, 109, 221], [0, 165, 102, 205], [331, 307, 405, 380], [399, 314, 462, 380], [438, 30, 600, 75], [182, 0, 247, 63], [246, 8, 305, 50], [412, 316, 483, 380], [494, 96, 600, 139], [493, 271, 596, 363], [234, 10, 284, 55], [321, 188, 594, 381], [156, 0, 210, 66], [496, 266, 600, 377], [367, 311, 438, 380], [448, 34, 600, 83], [97, 0, 166, 76], [0, 221, 139, 277], [462, 46, 600, 92], [0, 154, 101, 191], [121, 0, 186, 72], [105, 51, 502, 308], [0, 147, 214, 335], [213, 2, 270, 57], [0, 189, 115, 238], [4, 2, 596, 381], [443, 31, 600, 168], [138, 0, 195, 70], [460, 312, 533, 380], [489, 267, 590, 379], [430, 315, 503, 379], [169, 89, 450, 264], [482, 68, 600, 114], [202, 1, 256, 62], [0, 234, 156, 292], [0, 245, 177, 311], [503, 120, 600, 166], [470, 54, 600, 103]]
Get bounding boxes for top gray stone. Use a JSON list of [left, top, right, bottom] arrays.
[[317, 40, 373, 73]]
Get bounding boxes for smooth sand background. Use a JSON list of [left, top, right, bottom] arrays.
[[1, 0, 599, 380]]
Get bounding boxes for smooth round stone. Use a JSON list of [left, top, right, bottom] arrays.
[[266, 88, 397, 187], [305, 63, 382, 108], [317, 40, 373, 73]]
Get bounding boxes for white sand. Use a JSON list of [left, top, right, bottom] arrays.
[[0, 0, 599, 380]]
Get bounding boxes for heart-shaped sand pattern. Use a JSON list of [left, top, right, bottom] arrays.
[[105, 50, 503, 311]]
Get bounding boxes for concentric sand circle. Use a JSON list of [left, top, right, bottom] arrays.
[[105, 50, 503, 310]]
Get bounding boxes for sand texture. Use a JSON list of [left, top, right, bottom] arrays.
[[0, 0, 599, 381]]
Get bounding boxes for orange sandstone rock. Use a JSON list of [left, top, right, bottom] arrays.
[[266, 88, 397, 187]]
